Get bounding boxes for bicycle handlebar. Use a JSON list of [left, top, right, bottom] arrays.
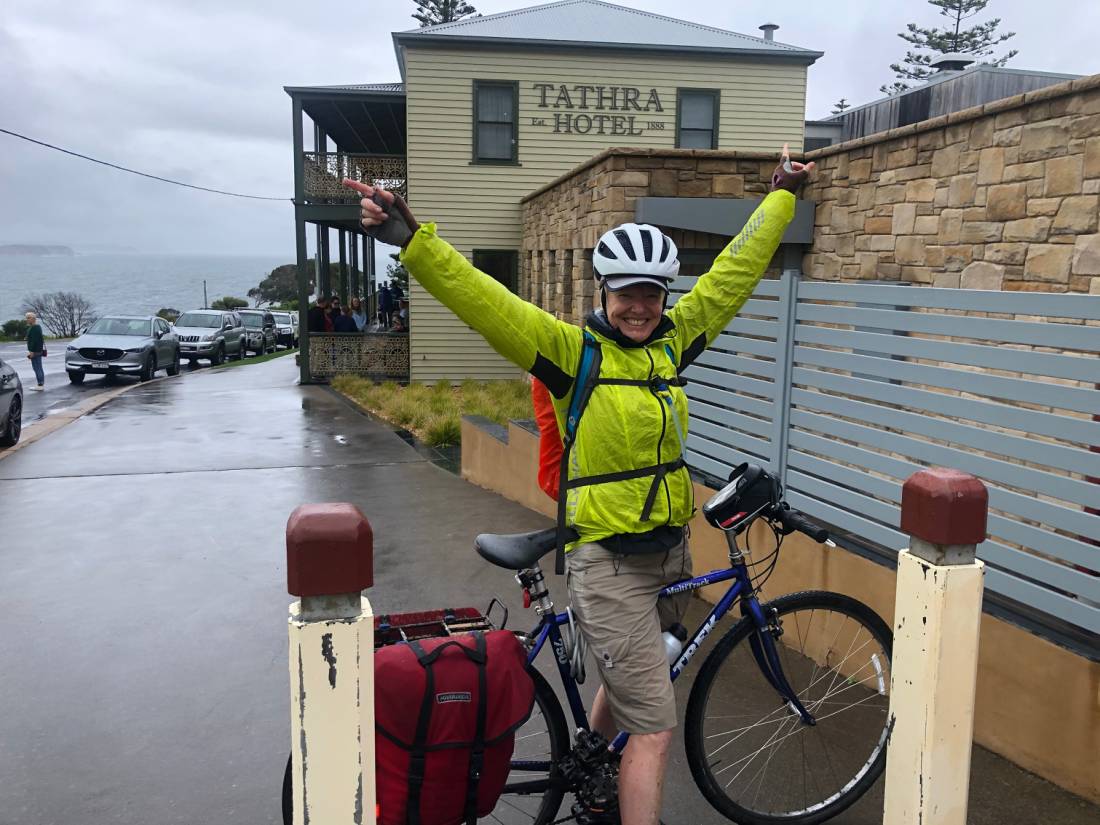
[[774, 507, 830, 544]]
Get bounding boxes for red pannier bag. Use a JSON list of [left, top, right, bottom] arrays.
[[375, 630, 535, 825]]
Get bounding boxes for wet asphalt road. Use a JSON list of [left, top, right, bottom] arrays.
[[0, 356, 1094, 825]]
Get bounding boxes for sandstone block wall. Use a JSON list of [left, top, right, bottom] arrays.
[[803, 73, 1100, 294]]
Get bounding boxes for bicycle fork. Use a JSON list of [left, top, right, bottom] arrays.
[[725, 531, 817, 726]]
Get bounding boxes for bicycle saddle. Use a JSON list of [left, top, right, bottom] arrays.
[[475, 527, 575, 570]]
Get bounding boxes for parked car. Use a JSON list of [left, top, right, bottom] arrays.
[[174, 309, 247, 365], [270, 311, 299, 348], [0, 354, 23, 448], [65, 316, 179, 383], [239, 310, 277, 355]]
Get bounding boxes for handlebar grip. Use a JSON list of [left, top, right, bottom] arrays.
[[777, 508, 830, 543]]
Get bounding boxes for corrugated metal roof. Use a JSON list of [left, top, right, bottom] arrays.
[[285, 82, 405, 95], [395, 0, 820, 59]]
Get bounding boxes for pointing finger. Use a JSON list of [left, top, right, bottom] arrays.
[[341, 178, 375, 197]]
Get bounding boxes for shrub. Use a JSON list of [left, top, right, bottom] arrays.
[[424, 414, 462, 448], [2, 318, 30, 340]]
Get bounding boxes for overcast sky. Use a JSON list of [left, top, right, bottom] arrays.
[[1, 0, 1093, 257]]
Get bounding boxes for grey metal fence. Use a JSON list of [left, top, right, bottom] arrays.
[[670, 273, 1100, 637]]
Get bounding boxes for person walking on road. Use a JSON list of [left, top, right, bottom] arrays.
[[25, 312, 45, 391], [343, 143, 813, 825]]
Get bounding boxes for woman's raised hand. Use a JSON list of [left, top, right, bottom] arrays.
[[341, 179, 420, 247], [770, 142, 816, 193]]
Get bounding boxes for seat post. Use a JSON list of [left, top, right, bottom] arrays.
[[520, 564, 556, 617]]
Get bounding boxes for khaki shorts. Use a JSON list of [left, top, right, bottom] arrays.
[[566, 537, 693, 734]]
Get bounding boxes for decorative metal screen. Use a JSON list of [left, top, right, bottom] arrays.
[[673, 273, 1100, 637], [303, 153, 406, 200], [308, 333, 409, 381]]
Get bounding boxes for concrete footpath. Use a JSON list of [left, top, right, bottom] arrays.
[[0, 356, 1093, 824]]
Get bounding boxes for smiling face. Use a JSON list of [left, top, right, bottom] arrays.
[[605, 284, 666, 343]]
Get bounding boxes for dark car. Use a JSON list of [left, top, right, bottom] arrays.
[[0, 354, 23, 448], [239, 310, 277, 355]]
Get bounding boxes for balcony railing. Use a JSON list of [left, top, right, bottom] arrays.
[[308, 332, 409, 381], [302, 153, 406, 201]]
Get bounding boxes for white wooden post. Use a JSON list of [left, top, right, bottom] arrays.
[[883, 468, 987, 825], [287, 503, 376, 825]]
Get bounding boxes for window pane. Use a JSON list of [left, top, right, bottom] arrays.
[[679, 129, 714, 149], [474, 251, 518, 293], [478, 85, 513, 122], [681, 94, 714, 129], [478, 123, 513, 160]]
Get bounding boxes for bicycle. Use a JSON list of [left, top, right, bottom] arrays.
[[281, 463, 893, 825], [477, 463, 893, 825]]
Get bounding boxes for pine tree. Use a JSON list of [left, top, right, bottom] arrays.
[[412, 0, 478, 27], [881, 0, 1018, 95], [831, 98, 851, 115]]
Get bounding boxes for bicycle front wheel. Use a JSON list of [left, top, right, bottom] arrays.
[[685, 591, 892, 825]]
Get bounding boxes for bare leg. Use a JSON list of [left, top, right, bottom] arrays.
[[589, 686, 616, 739], [618, 729, 673, 825]]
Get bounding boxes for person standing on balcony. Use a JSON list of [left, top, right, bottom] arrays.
[[342, 145, 813, 825], [351, 297, 367, 331], [378, 281, 394, 326], [307, 297, 329, 333]]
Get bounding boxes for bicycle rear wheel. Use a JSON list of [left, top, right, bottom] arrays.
[[685, 591, 892, 825], [485, 665, 570, 824]]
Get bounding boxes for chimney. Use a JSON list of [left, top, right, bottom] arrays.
[[930, 52, 975, 72], [759, 23, 779, 42]]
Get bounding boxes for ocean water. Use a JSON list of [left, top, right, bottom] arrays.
[[0, 252, 289, 331]]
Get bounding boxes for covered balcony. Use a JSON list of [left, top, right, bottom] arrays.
[[285, 82, 408, 383]]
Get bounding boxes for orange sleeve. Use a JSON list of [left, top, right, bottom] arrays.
[[531, 378, 563, 502]]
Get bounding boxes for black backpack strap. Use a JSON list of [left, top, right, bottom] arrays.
[[463, 632, 489, 825], [555, 332, 602, 575], [406, 640, 435, 825]]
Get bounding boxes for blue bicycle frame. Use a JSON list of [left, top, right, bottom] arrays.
[[519, 556, 816, 763]]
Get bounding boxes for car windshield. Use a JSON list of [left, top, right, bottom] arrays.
[[87, 318, 152, 336], [175, 313, 222, 328], [241, 315, 264, 328], [272, 313, 291, 322]]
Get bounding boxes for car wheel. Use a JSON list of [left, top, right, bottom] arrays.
[[68, 370, 85, 385], [0, 395, 21, 448], [212, 344, 225, 366], [167, 349, 180, 376], [139, 354, 155, 382]]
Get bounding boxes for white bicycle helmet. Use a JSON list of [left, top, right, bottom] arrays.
[[593, 223, 679, 292]]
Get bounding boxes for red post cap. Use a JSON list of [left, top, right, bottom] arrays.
[[286, 503, 373, 597], [900, 468, 988, 546]]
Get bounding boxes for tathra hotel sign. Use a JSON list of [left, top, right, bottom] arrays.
[[530, 82, 665, 136]]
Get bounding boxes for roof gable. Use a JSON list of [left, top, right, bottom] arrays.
[[394, 0, 820, 69]]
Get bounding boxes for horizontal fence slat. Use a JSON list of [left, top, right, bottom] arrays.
[[790, 367, 1100, 448], [784, 490, 908, 553], [684, 364, 777, 401], [983, 568, 1100, 635], [675, 278, 783, 298], [685, 380, 775, 421], [787, 449, 1100, 571], [794, 324, 1100, 384], [796, 304, 1099, 352], [687, 446, 772, 482], [787, 430, 1100, 543], [694, 349, 777, 380], [691, 418, 772, 458], [798, 282, 1100, 321], [692, 399, 774, 439], [790, 408, 1100, 511], [789, 387, 1100, 480], [793, 346, 1099, 416], [710, 332, 778, 359], [727, 317, 780, 339]]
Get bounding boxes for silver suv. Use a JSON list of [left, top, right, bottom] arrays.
[[174, 309, 246, 365], [270, 311, 299, 349], [65, 316, 179, 383]]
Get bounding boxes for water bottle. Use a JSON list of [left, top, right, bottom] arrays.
[[662, 623, 688, 665]]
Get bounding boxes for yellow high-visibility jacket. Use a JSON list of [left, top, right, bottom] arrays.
[[401, 189, 796, 549]]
